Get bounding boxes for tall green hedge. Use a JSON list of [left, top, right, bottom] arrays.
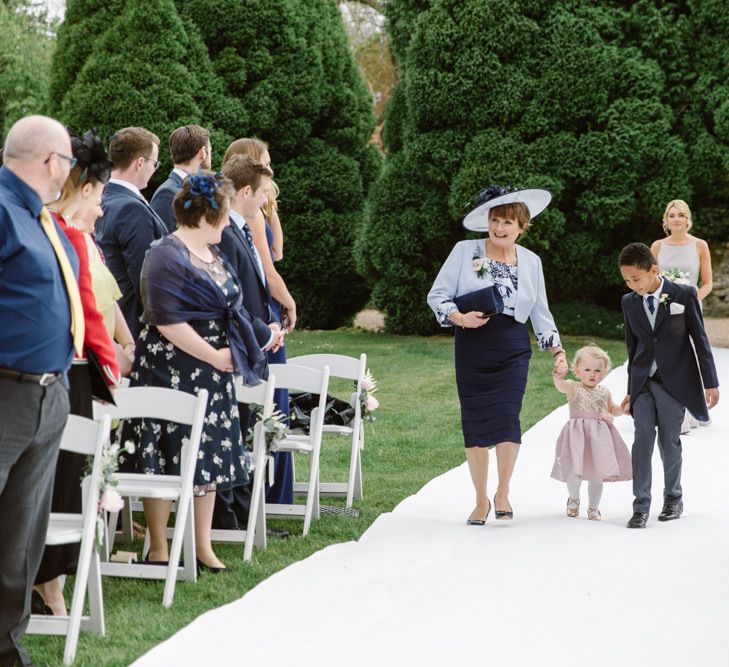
[[0, 1, 55, 135], [52, 0, 240, 185], [178, 0, 380, 328], [357, 0, 713, 335]]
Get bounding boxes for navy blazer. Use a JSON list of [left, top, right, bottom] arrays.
[[622, 279, 719, 420], [95, 182, 168, 337], [150, 171, 184, 234], [217, 219, 273, 325]]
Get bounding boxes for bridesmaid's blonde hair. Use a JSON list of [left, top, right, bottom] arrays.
[[661, 199, 693, 234], [572, 345, 611, 375]]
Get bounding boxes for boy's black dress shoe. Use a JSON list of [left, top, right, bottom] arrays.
[[657, 500, 683, 521], [627, 512, 648, 528]]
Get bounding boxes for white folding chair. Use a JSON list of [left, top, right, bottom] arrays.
[[27, 414, 111, 666], [210, 375, 276, 561], [93, 386, 208, 608], [287, 353, 366, 508], [266, 363, 329, 536]]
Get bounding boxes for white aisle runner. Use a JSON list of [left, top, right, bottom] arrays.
[[134, 351, 729, 667]]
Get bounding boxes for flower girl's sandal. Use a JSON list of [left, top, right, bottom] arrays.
[[587, 507, 601, 521], [566, 497, 580, 518]]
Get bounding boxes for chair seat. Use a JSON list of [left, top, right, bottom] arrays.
[[277, 437, 314, 453], [321, 424, 353, 436], [115, 474, 183, 500], [46, 513, 84, 545]]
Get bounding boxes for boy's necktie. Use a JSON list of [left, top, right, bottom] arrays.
[[40, 207, 85, 356], [647, 295, 655, 314]]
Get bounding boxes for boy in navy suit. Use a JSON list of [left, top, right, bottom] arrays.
[[618, 243, 719, 528]]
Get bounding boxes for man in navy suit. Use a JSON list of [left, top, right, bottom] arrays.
[[150, 124, 211, 233], [95, 127, 168, 337], [619, 243, 719, 529], [211, 154, 277, 531]]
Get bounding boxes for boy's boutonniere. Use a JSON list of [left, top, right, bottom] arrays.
[[659, 293, 671, 308], [472, 252, 487, 279]]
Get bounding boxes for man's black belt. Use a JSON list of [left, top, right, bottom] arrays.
[[0, 367, 63, 386]]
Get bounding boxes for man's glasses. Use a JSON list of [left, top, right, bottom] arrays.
[[142, 156, 161, 171], [45, 152, 78, 169]]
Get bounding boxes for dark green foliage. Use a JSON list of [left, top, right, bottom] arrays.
[[358, 0, 725, 335], [549, 301, 625, 340], [47, 0, 124, 115], [179, 0, 380, 328], [0, 1, 55, 135], [53, 0, 241, 188]]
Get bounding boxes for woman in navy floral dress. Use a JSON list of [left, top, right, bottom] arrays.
[[120, 171, 280, 571]]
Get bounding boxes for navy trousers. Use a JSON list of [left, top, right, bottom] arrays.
[[631, 377, 685, 513]]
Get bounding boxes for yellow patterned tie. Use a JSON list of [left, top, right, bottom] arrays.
[[39, 207, 85, 356]]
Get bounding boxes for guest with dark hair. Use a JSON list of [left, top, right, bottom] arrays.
[[618, 242, 719, 528], [150, 124, 212, 233], [33, 129, 123, 616], [95, 127, 168, 337], [118, 171, 283, 572], [222, 139, 296, 507], [0, 115, 78, 666]]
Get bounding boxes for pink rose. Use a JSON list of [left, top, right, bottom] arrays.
[[361, 377, 375, 391], [364, 394, 379, 412], [100, 488, 124, 512]]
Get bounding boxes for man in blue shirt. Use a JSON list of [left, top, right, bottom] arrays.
[[0, 115, 77, 667]]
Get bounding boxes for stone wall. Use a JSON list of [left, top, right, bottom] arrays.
[[704, 241, 729, 316]]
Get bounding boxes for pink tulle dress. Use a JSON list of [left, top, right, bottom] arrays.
[[550, 381, 632, 483]]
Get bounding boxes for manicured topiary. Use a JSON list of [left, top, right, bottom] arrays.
[[358, 0, 691, 334], [178, 0, 380, 328], [54, 0, 240, 187]]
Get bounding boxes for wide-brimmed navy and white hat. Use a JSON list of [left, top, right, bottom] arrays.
[[462, 185, 552, 232]]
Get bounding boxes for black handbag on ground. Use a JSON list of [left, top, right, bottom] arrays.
[[453, 285, 504, 318]]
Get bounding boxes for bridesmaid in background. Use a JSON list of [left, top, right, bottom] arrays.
[[651, 199, 713, 302], [222, 138, 295, 505], [651, 199, 714, 431]]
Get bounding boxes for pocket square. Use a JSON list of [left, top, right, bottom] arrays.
[[669, 302, 685, 315]]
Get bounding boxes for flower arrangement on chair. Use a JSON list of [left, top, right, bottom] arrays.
[[358, 369, 379, 423]]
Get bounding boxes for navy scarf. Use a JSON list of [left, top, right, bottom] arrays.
[[140, 236, 265, 386]]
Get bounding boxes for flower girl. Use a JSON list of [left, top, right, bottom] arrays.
[[551, 345, 632, 520]]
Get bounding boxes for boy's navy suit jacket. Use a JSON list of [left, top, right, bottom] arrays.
[[621, 279, 718, 421]]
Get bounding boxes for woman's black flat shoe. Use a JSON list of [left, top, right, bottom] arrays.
[[196, 558, 231, 574], [494, 497, 513, 520], [466, 500, 492, 525], [31, 590, 54, 615]]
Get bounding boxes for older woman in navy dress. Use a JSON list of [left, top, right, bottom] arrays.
[[428, 187, 567, 525]]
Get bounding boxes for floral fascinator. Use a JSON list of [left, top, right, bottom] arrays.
[[184, 169, 225, 210], [462, 185, 552, 232]]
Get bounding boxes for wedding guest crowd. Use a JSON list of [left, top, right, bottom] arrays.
[[0, 110, 722, 666]]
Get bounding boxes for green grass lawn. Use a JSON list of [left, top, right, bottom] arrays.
[[26, 330, 627, 666]]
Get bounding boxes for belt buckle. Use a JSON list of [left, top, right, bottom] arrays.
[[38, 372, 56, 386]]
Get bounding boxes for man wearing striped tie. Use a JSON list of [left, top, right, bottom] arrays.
[[0, 115, 79, 667]]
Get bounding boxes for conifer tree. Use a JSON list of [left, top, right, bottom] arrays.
[[179, 0, 380, 328]]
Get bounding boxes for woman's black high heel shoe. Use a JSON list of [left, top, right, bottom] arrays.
[[494, 496, 513, 520], [196, 558, 231, 574], [466, 500, 492, 526]]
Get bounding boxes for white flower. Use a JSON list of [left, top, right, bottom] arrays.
[[472, 257, 486, 272], [124, 440, 135, 455], [100, 488, 124, 512]]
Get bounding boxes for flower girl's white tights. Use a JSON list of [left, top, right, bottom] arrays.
[[566, 478, 603, 507]]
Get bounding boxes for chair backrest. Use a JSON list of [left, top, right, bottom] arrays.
[[235, 375, 275, 409], [287, 354, 365, 384], [93, 387, 208, 489], [268, 364, 330, 435], [93, 387, 203, 426]]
